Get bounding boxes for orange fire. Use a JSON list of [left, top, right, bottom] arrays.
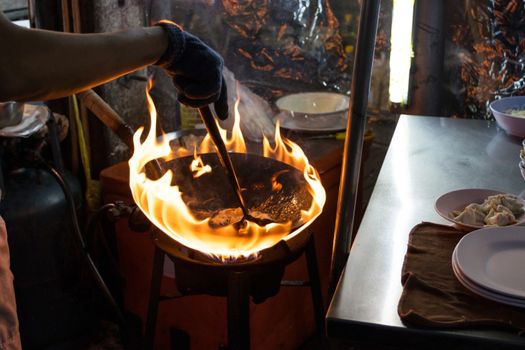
[[190, 149, 212, 178], [128, 85, 326, 260]]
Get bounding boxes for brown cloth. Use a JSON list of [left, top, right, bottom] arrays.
[[398, 222, 525, 335]]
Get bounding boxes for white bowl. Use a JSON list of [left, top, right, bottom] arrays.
[[520, 160, 525, 181], [275, 92, 349, 132], [489, 96, 525, 137], [276, 92, 349, 116]]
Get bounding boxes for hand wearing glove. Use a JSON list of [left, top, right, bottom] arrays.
[[155, 20, 229, 120]]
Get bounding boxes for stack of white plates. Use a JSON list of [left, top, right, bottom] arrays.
[[452, 226, 525, 308]]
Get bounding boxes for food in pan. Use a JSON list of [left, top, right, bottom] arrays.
[[450, 193, 524, 227], [206, 208, 275, 227]]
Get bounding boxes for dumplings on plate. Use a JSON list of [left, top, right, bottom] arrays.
[[451, 194, 524, 227]]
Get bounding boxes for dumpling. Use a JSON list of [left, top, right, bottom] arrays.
[[484, 205, 517, 226], [482, 194, 523, 216], [481, 194, 505, 212], [450, 193, 523, 227], [453, 203, 485, 226], [500, 195, 524, 216]]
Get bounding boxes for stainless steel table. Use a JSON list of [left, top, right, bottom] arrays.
[[326, 115, 525, 349]]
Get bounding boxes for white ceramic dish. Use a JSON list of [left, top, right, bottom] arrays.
[[273, 111, 347, 133], [276, 92, 349, 115], [434, 188, 525, 230], [451, 248, 525, 307], [453, 226, 525, 299], [274, 92, 349, 133]]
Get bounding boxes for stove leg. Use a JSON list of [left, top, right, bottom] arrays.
[[305, 235, 325, 335], [144, 246, 165, 350], [227, 271, 250, 350]]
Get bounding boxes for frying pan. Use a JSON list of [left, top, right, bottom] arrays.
[[119, 117, 317, 267], [79, 90, 317, 267], [79, 91, 313, 227]]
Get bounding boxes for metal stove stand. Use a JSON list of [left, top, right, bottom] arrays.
[[143, 234, 325, 350]]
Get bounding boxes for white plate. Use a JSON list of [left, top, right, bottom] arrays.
[[454, 226, 525, 299], [273, 111, 347, 133], [452, 250, 525, 308], [434, 188, 525, 230], [276, 92, 349, 115], [274, 92, 349, 133]]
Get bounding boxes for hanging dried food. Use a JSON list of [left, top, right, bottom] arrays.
[[444, 0, 525, 119]]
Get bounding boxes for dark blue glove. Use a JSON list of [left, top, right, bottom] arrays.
[[155, 20, 229, 120]]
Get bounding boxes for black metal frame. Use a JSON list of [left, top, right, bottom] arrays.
[[143, 234, 324, 350], [329, 0, 382, 294]]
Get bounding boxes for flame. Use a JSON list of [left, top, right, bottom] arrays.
[[271, 169, 288, 192], [190, 148, 212, 178], [128, 84, 326, 261]]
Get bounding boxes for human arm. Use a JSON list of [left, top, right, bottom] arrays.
[[0, 12, 167, 101], [0, 13, 228, 119]]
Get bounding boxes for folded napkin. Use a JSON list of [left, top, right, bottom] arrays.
[[398, 222, 525, 335]]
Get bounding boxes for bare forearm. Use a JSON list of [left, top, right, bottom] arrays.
[[0, 16, 167, 101]]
